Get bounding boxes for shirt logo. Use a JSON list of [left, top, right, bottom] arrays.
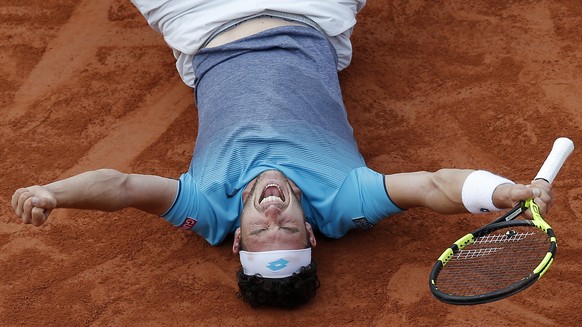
[[352, 217, 374, 230], [266, 258, 289, 271], [179, 217, 197, 230]]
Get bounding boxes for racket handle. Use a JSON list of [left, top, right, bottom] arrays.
[[534, 137, 575, 184]]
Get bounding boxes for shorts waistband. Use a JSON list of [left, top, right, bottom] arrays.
[[201, 10, 324, 49]]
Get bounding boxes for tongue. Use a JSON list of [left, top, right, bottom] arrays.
[[264, 186, 282, 198]]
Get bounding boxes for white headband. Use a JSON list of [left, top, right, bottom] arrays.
[[239, 248, 312, 278]]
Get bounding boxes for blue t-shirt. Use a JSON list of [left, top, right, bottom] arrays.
[[162, 26, 402, 245]]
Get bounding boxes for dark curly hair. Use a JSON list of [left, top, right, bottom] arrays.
[[236, 261, 320, 309]]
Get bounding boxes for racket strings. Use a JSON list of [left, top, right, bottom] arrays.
[[455, 231, 538, 260], [435, 226, 550, 296], [474, 231, 535, 244]]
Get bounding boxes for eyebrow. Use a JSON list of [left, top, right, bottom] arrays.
[[249, 227, 300, 236]]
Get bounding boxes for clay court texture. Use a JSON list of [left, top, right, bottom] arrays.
[[1, 1, 582, 326]]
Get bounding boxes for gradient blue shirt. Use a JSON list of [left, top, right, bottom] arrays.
[[162, 27, 402, 245]]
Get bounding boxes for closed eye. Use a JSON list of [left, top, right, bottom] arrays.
[[281, 227, 300, 233], [249, 227, 299, 236], [249, 228, 267, 236]]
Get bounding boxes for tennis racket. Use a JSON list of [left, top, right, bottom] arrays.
[[429, 137, 574, 305]]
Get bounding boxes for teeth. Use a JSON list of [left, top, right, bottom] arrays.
[[260, 195, 283, 204], [260, 184, 284, 204]]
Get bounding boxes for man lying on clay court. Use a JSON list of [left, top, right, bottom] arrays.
[[11, 0, 554, 308]]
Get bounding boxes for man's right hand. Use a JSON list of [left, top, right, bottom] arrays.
[[10, 169, 178, 227], [11, 186, 57, 227]]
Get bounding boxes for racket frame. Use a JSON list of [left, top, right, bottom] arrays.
[[429, 200, 557, 305]]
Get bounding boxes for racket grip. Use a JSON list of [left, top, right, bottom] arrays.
[[534, 137, 574, 184]]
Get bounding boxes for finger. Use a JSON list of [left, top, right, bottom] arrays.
[[21, 197, 34, 224], [18, 190, 37, 215], [528, 197, 548, 216], [13, 189, 31, 216], [526, 182, 554, 213], [11, 188, 28, 211], [536, 199, 548, 215], [527, 186, 541, 199], [31, 207, 47, 227], [535, 187, 551, 204], [536, 191, 553, 214], [508, 184, 534, 203], [530, 179, 552, 192], [32, 196, 57, 211], [530, 180, 553, 196]]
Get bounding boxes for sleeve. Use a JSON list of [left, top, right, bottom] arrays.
[[323, 167, 403, 237], [161, 173, 224, 245]]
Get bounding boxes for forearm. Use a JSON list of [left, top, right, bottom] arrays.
[[385, 169, 474, 214], [14, 168, 177, 226], [435, 169, 549, 214], [421, 169, 474, 214], [44, 169, 130, 211], [386, 168, 547, 215]]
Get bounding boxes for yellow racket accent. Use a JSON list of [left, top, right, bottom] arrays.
[[533, 252, 554, 275], [526, 199, 552, 231], [526, 199, 557, 278]]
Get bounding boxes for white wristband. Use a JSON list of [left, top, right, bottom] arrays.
[[461, 170, 515, 213]]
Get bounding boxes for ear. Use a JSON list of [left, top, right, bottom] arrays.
[[233, 228, 242, 254], [305, 222, 317, 248]]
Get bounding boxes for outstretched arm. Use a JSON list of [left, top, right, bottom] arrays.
[[12, 169, 178, 226], [384, 169, 553, 215]]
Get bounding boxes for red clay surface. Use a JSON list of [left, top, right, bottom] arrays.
[[1, 1, 582, 326]]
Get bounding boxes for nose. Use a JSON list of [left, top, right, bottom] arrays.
[[264, 205, 282, 221]]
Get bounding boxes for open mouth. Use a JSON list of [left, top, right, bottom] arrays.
[[259, 184, 285, 205]]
